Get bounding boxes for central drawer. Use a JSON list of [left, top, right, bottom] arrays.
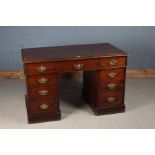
[[99, 91, 124, 108], [58, 59, 98, 72]]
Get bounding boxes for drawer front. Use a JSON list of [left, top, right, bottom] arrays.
[[24, 62, 58, 75], [99, 68, 126, 88], [99, 82, 124, 92], [28, 99, 59, 114], [59, 59, 98, 72], [26, 74, 58, 88], [99, 91, 124, 108], [27, 85, 58, 101], [99, 57, 127, 68]]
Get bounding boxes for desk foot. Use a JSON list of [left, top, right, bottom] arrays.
[[27, 112, 61, 124], [89, 105, 125, 116]]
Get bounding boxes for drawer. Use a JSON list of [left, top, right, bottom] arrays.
[[24, 62, 58, 75], [26, 74, 58, 88], [59, 59, 98, 72], [99, 68, 126, 87], [99, 57, 127, 68], [99, 91, 124, 107], [28, 99, 59, 114], [99, 82, 124, 91], [27, 85, 58, 101]]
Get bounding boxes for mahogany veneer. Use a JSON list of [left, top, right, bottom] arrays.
[[22, 43, 128, 123]]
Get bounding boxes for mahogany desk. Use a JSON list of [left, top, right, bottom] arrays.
[[22, 43, 128, 123]]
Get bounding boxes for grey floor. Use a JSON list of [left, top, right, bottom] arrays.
[[0, 77, 155, 128]]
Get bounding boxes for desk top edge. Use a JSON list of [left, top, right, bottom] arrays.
[[22, 43, 128, 63]]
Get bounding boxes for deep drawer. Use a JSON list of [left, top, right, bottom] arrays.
[[28, 99, 59, 114]]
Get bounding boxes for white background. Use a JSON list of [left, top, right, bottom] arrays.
[[0, 0, 155, 25]]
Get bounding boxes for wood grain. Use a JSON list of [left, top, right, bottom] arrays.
[[22, 43, 127, 63], [127, 69, 155, 77], [0, 71, 24, 79]]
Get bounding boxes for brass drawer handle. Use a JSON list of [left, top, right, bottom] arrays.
[[107, 97, 116, 103], [38, 78, 48, 84], [107, 83, 116, 90], [74, 64, 84, 70], [40, 104, 49, 110], [108, 72, 117, 78], [37, 65, 47, 72], [38, 90, 48, 96], [109, 60, 118, 66]]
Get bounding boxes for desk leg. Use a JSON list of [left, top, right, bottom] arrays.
[[82, 70, 98, 111], [83, 69, 126, 115], [25, 73, 61, 124]]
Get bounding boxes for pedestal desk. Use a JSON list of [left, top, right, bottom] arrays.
[[22, 43, 128, 123]]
